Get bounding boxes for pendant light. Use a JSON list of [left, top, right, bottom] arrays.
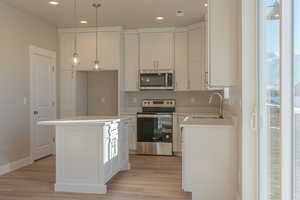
[[93, 2, 101, 71], [72, 0, 79, 66], [267, 0, 280, 20]]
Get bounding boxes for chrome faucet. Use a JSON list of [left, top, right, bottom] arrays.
[[209, 92, 224, 119]]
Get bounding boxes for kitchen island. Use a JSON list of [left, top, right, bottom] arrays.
[[38, 116, 129, 194]]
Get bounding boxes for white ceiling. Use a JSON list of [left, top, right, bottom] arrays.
[[0, 0, 206, 29]]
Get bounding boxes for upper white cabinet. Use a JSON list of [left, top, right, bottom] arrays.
[[174, 24, 207, 91], [208, 0, 238, 87], [124, 32, 139, 91], [58, 28, 122, 72], [174, 31, 188, 91], [98, 31, 121, 70], [77, 32, 96, 71], [59, 32, 75, 70], [140, 32, 174, 70], [188, 25, 205, 91]]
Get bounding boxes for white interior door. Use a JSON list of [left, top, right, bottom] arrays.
[[30, 46, 56, 161]]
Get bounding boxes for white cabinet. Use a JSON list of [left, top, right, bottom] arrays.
[[124, 32, 139, 91], [59, 30, 122, 71], [59, 71, 87, 118], [173, 114, 188, 153], [76, 32, 96, 71], [174, 24, 207, 91], [140, 32, 174, 70], [98, 32, 121, 70], [181, 124, 237, 199], [188, 25, 206, 91], [121, 114, 137, 152], [208, 0, 238, 87], [59, 70, 76, 118], [174, 31, 188, 91], [127, 115, 137, 151], [59, 33, 75, 70]]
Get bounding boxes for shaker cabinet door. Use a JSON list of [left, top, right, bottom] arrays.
[[174, 32, 188, 91], [77, 32, 96, 71], [59, 33, 75, 70], [188, 27, 205, 91], [98, 32, 121, 70], [208, 0, 238, 87], [124, 33, 139, 91], [140, 32, 174, 70]]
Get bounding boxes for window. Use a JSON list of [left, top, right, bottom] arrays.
[[294, 0, 300, 199], [258, 0, 281, 199]]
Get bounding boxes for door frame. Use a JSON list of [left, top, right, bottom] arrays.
[[29, 45, 57, 161], [241, 0, 258, 200], [242, 0, 294, 199]]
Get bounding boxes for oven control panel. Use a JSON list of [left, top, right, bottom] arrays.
[[142, 99, 176, 108]]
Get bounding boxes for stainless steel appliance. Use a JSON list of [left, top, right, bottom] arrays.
[[139, 70, 174, 90], [137, 99, 175, 156]]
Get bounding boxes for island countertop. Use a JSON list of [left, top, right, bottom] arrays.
[[38, 116, 128, 125]]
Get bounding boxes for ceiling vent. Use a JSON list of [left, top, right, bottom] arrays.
[[176, 10, 185, 17]]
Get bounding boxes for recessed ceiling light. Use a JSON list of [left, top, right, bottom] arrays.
[[49, 1, 59, 5], [156, 17, 164, 21], [80, 20, 88, 24], [204, 3, 208, 7]]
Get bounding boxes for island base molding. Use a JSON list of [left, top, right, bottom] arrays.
[[55, 183, 107, 194]]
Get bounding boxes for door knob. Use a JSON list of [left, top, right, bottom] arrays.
[[33, 111, 38, 115]]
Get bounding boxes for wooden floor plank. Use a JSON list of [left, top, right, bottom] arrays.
[[0, 155, 191, 200]]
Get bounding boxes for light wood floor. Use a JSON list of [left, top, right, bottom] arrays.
[[0, 155, 191, 200]]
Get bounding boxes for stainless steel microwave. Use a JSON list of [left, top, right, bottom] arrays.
[[139, 70, 174, 90]]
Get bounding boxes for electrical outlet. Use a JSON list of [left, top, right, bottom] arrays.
[[101, 97, 105, 103], [190, 97, 195, 103]]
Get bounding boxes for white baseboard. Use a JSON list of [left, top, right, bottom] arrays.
[[0, 157, 33, 176], [55, 183, 107, 194]]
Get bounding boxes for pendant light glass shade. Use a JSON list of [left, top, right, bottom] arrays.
[[93, 3, 101, 71], [267, 1, 280, 20], [73, 52, 79, 65], [94, 60, 100, 71], [72, 0, 79, 66]]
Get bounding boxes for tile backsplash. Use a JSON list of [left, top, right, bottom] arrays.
[[122, 90, 223, 114]]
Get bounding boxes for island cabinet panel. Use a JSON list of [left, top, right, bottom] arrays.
[[52, 119, 129, 194], [140, 32, 174, 70]]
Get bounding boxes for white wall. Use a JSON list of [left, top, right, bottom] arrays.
[[87, 71, 118, 116], [0, 2, 57, 166], [122, 90, 222, 114]]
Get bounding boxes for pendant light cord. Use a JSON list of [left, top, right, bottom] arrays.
[[95, 4, 98, 61], [74, 0, 78, 53]]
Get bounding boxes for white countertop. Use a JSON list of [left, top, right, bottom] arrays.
[[180, 116, 233, 127], [38, 116, 128, 126]]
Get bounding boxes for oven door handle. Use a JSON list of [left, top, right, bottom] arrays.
[[137, 114, 172, 118]]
